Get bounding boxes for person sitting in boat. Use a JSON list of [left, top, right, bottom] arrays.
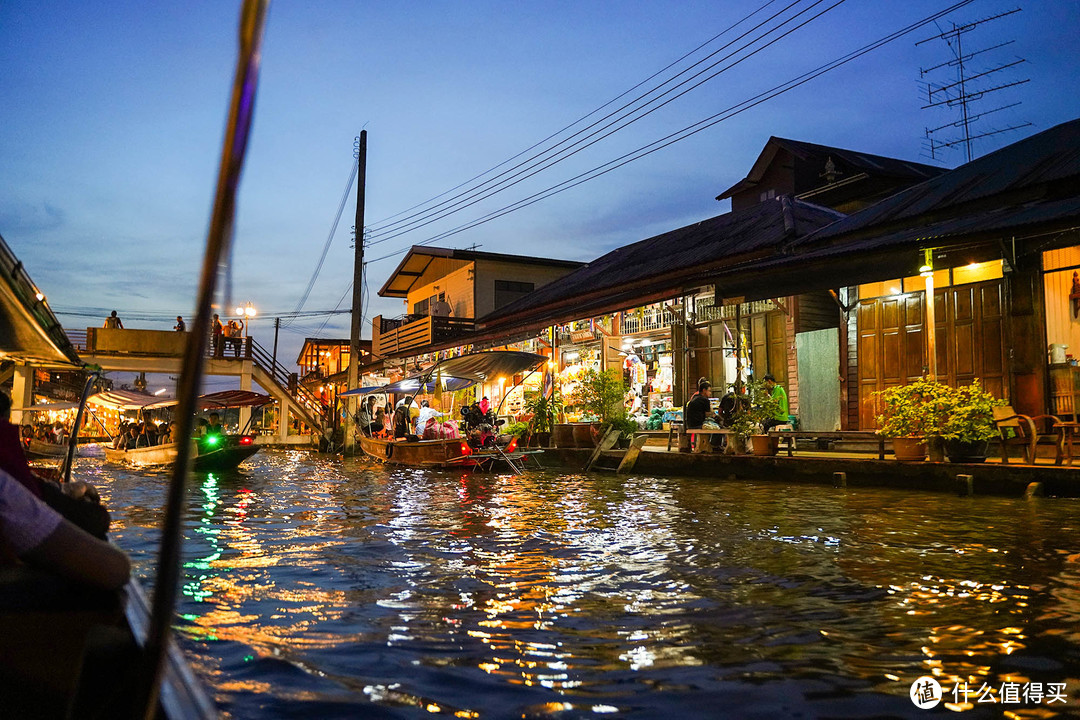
[[120, 424, 139, 450], [205, 413, 224, 436], [135, 422, 155, 448], [371, 408, 386, 436], [0, 468, 129, 591], [392, 401, 417, 441], [414, 400, 440, 436], [479, 396, 491, 415], [52, 422, 68, 445], [0, 392, 112, 540]]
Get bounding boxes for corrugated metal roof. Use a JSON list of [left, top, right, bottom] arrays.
[[717, 136, 945, 200], [799, 118, 1080, 246], [378, 245, 584, 298], [478, 197, 842, 329]]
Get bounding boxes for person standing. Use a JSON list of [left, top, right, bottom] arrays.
[[174, 316, 186, 331], [212, 314, 224, 357], [103, 310, 124, 329]]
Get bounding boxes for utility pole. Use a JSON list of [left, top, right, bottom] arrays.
[[345, 131, 367, 453], [271, 316, 280, 368]]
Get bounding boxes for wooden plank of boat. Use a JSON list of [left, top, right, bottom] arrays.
[[617, 434, 649, 474], [585, 427, 621, 471], [104, 438, 260, 471], [25, 438, 70, 459], [104, 441, 186, 468]]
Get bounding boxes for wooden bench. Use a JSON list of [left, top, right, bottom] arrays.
[[767, 430, 887, 459], [665, 422, 732, 452]]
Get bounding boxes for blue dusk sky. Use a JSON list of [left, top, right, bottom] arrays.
[[2, 0, 1078, 389]]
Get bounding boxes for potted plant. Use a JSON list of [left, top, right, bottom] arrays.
[[939, 379, 1003, 463], [873, 377, 952, 461], [571, 368, 626, 448], [746, 379, 784, 456], [524, 392, 562, 447]]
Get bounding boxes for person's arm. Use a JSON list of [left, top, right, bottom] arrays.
[[24, 520, 130, 591]]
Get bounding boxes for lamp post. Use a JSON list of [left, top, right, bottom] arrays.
[[235, 302, 257, 337]]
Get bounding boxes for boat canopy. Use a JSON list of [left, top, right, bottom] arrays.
[[88, 390, 167, 411], [0, 232, 82, 367], [11, 400, 84, 412], [196, 390, 272, 409], [88, 389, 272, 412], [341, 350, 547, 397]]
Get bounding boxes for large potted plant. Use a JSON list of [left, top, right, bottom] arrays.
[[571, 368, 626, 448], [746, 379, 783, 456], [873, 377, 952, 461], [939, 380, 1003, 463], [524, 392, 562, 448]]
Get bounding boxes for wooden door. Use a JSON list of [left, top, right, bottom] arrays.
[[935, 280, 1006, 399], [856, 293, 925, 429]]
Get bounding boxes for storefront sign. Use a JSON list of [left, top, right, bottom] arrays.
[[570, 330, 596, 343]]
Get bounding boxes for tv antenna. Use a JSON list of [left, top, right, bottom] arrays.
[[917, 7, 1031, 163]]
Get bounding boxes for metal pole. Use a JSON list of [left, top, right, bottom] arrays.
[[135, 0, 269, 716], [345, 131, 367, 453]]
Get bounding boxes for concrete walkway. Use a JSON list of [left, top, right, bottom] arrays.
[[538, 445, 1080, 498]]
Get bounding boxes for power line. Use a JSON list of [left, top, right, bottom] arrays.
[[365, 0, 825, 245], [284, 160, 358, 326], [362, 0, 976, 266], [364, 0, 790, 236]]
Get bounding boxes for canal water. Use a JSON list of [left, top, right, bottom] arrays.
[[84, 450, 1080, 718]]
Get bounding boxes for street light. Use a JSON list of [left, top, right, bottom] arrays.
[[235, 302, 257, 337]]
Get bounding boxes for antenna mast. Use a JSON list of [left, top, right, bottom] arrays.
[[917, 7, 1031, 164]]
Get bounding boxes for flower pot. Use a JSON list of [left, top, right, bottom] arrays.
[[891, 436, 927, 461], [572, 423, 597, 448], [945, 438, 989, 463], [750, 434, 778, 456], [530, 431, 551, 448], [552, 424, 575, 448]]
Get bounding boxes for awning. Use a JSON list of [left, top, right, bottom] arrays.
[[341, 351, 547, 396], [12, 401, 83, 412], [196, 390, 273, 409], [0, 233, 82, 367], [87, 390, 167, 411]]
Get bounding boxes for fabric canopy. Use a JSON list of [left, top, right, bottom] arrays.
[[88, 389, 272, 412], [12, 400, 83, 412], [87, 390, 167, 411], [197, 390, 272, 409], [340, 351, 547, 397]]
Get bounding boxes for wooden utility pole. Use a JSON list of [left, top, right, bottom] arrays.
[[345, 131, 367, 453]]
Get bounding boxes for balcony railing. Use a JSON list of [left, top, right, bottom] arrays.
[[372, 314, 475, 358], [620, 307, 676, 335]]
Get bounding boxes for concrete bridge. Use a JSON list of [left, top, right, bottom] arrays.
[[9, 327, 329, 445]]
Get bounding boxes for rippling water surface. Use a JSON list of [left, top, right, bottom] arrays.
[[84, 450, 1080, 718]]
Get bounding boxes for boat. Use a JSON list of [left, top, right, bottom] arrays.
[[0, 1, 268, 715], [345, 350, 548, 471], [25, 437, 71, 459], [101, 390, 270, 471], [0, 235, 216, 717]]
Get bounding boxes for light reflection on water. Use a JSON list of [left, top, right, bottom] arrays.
[[88, 450, 1080, 718]]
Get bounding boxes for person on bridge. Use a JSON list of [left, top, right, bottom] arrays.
[[212, 314, 224, 357], [103, 310, 124, 329], [174, 316, 186, 332]]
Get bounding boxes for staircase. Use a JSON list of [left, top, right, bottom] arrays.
[[245, 338, 332, 443]]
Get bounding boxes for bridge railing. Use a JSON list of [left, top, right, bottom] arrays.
[[246, 337, 325, 421]]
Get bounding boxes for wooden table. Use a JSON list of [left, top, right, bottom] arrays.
[[1055, 421, 1080, 466]]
